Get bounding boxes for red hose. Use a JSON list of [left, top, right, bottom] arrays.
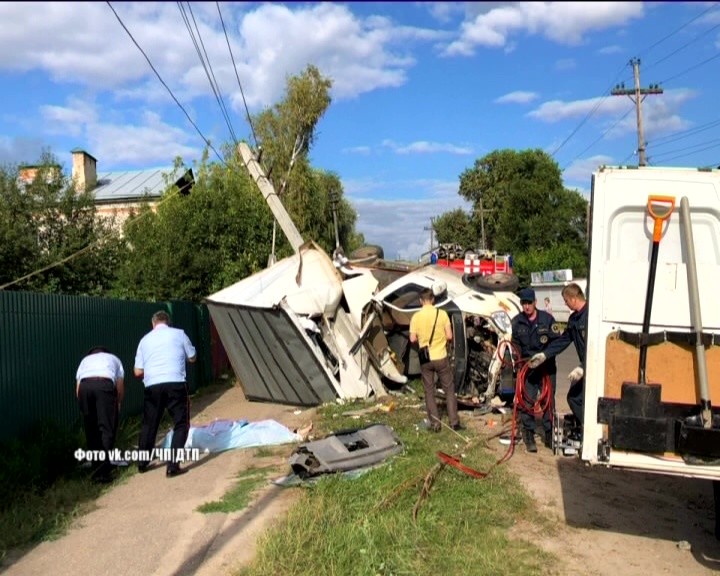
[[439, 344, 554, 477]]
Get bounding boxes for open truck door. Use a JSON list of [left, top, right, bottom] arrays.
[[583, 165, 720, 537]]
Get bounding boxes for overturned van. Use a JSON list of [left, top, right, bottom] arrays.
[[205, 143, 522, 407]]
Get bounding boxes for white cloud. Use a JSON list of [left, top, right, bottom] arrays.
[[555, 58, 576, 71], [562, 154, 614, 184], [381, 139, 473, 155], [443, 2, 644, 56], [0, 136, 48, 166], [343, 146, 371, 155], [0, 2, 442, 110], [494, 90, 539, 104], [597, 44, 622, 55], [40, 98, 201, 166], [40, 98, 99, 137], [528, 94, 628, 123], [527, 89, 697, 140], [345, 177, 469, 260]]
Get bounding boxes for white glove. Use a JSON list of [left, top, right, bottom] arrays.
[[568, 366, 584, 383], [528, 352, 546, 369]]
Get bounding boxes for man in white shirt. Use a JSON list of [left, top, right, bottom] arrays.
[[134, 310, 196, 477], [76, 346, 125, 483]]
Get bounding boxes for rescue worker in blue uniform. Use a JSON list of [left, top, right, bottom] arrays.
[[530, 282, 588, 437], [512, 287, 558, 452]]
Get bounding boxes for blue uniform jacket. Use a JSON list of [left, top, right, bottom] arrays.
[[511, 309, 558, 376], [543, 303, 588, 367]]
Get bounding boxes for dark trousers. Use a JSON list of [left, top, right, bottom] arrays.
[[138, 382, 189, 469], [421, 357, 459, 428], [567, 377, 585, 425], [77, 378, 118, 477], [519, 372, 556, 433]]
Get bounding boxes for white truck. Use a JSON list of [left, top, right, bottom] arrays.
[[579, 165, 720, 538]]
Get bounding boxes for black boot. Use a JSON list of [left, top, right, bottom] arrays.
[[523, 429, 537, 453]]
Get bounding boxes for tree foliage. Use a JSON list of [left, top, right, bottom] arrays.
[[0, 153, 125, 295], [114, 65, 362, 302], [114, 152, 278, 302], [445, 148, 589, 273], [432, 208, 477, 248]]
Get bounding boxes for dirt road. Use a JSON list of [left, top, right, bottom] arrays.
[[3, 348, 719, 575], [501, 350, 720, 575], [2, 385, 315, 576]]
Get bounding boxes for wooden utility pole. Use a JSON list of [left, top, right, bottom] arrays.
[[424, 217, 436, 250], [237, 142, 305, 253], [476, 198, 495, 251], [611, 58, 663, 167]]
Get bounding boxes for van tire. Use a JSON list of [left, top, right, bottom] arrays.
[[466, 272, 520, 292], [349, 245, 384, 264]]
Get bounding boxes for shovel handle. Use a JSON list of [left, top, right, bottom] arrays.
[[647, 195, 676, 242]]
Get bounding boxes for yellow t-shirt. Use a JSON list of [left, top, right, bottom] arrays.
[[409, 304, 451, 361]]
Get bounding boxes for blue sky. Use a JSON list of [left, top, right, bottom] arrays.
[[1, 2, 719, 261]]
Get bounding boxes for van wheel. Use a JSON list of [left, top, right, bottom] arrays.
[[466, 272, 520, 292], [349, 245, 384, 264]]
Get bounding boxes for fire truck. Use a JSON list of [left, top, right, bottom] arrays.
[[423, 244, 518, 292]]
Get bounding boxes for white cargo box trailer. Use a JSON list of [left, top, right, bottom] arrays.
[[584, 166, 720, 493]]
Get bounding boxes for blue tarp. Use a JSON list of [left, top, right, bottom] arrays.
[[161, 419, 302, 453]]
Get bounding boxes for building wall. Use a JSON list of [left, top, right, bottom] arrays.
[[96, 200, 160, 228]]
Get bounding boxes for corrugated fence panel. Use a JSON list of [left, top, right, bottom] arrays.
[[0, 291, 212, 442]]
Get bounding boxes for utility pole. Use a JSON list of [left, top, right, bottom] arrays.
[[424, 217, 436, 251], [611, 57, 663, 167], [476, 198, 494, 252]]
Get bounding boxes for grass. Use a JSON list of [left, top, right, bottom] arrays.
[[0, 418, 135, 563], [236, 390, 561, 576], [197, 466, 273, 514], [0, 383, 204, 564]]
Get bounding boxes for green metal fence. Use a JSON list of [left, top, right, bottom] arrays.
[[0, 290, 214, 442]]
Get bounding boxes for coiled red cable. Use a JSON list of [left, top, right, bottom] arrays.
[[436, 341, 554, 477]]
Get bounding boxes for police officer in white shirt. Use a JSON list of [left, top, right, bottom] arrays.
[[134, 310, 196, 477], [76, 346, 125, 483]]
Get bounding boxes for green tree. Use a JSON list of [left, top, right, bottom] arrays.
[[114, 152, 278, 302], [455, 148, 588, 273], [432, 208, 477, 248], [0, 153, 125, 295], [249, 65, 339, 243], [115, 66, 362, 302]]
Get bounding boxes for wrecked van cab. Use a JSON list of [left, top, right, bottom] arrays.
[[357, 263, 522, 400]]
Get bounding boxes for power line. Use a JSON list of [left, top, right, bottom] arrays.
[[658, 50, 720, 85], [564, 6, 719, 162], [549, 63, 628, 158], [649, 136, 720, 161], [0, 178, 190, 291], [216, 1, 259, 149], [645, 21, 720, 73], [178, 1, 238, 145], [561, 105, 635, 171], [106, 1, 225, 164], [649, 117, 720, 148], [637, 2, 719, 58], [651, 139, 720, 164]]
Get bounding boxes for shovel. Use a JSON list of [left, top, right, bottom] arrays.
[[676, 196, 720, 459], [637, 195, 676, 385], [611, 195, 675, 453]]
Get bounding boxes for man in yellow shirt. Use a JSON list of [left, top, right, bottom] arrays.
[[409, 288, 462, 432]]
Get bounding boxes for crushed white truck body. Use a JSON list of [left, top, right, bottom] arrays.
[[584, 165, 720, 481], [204, 143, 522, 407]]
